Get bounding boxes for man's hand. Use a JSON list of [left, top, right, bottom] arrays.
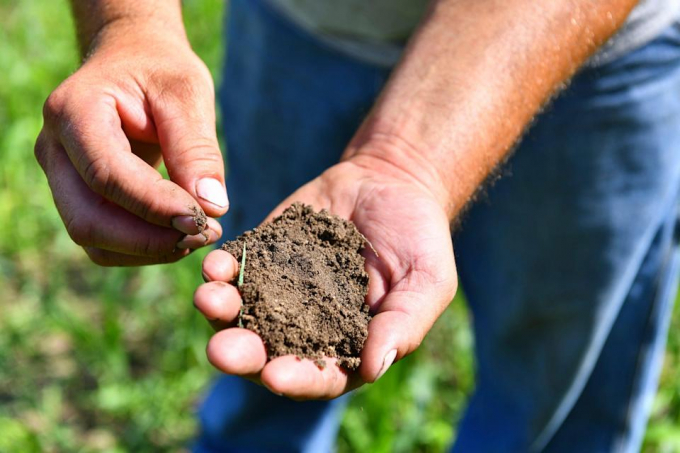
[[192, 0, 639, 397], [194, 148, 457, 399], [35, 14, 227, 266]]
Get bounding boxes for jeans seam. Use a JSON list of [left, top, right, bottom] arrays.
[[615, 218, 680, 452]]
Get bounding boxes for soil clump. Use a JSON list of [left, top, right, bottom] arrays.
[[191, 206, 208, 236], [221, 203, 371, 370]]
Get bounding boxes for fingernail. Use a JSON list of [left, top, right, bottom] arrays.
[[376, 349, 397, 381], [197, 178, 229, 209], [177, 231, 213, 249], [172, 215, 200, 235]]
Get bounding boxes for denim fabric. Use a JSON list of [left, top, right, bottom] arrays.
[[195, 0, 680, 451], [454, 23, 680, 453]]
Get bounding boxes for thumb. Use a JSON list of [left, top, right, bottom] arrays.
[[152, 74, 228, 217], [359, 287, 452, 384]]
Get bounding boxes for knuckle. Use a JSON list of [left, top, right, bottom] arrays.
[[151, 66, 214, 112], [82, 156, 113, 196], [133, 235, 168, 257], [195, 61, 215, 93], [132, 199, 152, 224], [65, 215, 94, 247], [42, 89, 66, 125], [171, 137, 222, 165], [33, 132, 50, 170], [124, 184, 163, 223], [192, 58, 212, 80], [156, 72, 203, 103]]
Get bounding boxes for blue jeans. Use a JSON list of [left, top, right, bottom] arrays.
[[195, 0, 680, 451]]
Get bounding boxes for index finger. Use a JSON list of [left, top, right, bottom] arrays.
[[45, 91, 206, 230]]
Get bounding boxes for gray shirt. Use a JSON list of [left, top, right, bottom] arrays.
[[266, 0, 680, 67]]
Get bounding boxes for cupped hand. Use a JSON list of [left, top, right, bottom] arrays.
[[35, 21, 227, 266], [194, 153, 457, 400]]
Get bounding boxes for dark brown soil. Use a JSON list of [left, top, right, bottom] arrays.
[[221, 203, 371, 370], [191, 206, 208, 237]]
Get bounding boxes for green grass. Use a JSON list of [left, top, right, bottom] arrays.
[[1, 0, 680, 451]]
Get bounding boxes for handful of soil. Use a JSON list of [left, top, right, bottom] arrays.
[[221, 203, 371, 370]]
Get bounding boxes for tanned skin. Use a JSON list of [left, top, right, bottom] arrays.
[[36, 0, 227, 266], [37, 0, 637, 399]]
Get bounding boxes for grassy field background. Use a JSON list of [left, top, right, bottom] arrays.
[[1, 0, 680, 451]]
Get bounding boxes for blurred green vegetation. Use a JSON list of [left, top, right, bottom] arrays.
[[1, 0, 679, 451]]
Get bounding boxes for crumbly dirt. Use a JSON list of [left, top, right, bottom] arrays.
[[191, 206, 208, 236], [221, 203, 371, 370]]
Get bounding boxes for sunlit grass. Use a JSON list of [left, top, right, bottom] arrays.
[[1, 0, 679, 451]]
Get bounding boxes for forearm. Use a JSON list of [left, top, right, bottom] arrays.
[[69, 0, 186, 56], [345, 0, 637, 220]]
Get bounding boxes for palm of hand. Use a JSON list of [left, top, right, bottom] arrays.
[[196, 161, 457, 400]]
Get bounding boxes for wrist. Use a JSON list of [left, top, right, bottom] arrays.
[[76, 11, 188, 60], [95, 20, 188, 55], [343, 132, 456, 220]]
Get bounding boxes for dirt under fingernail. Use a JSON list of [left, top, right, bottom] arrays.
[[220, 203, 371, 370]]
